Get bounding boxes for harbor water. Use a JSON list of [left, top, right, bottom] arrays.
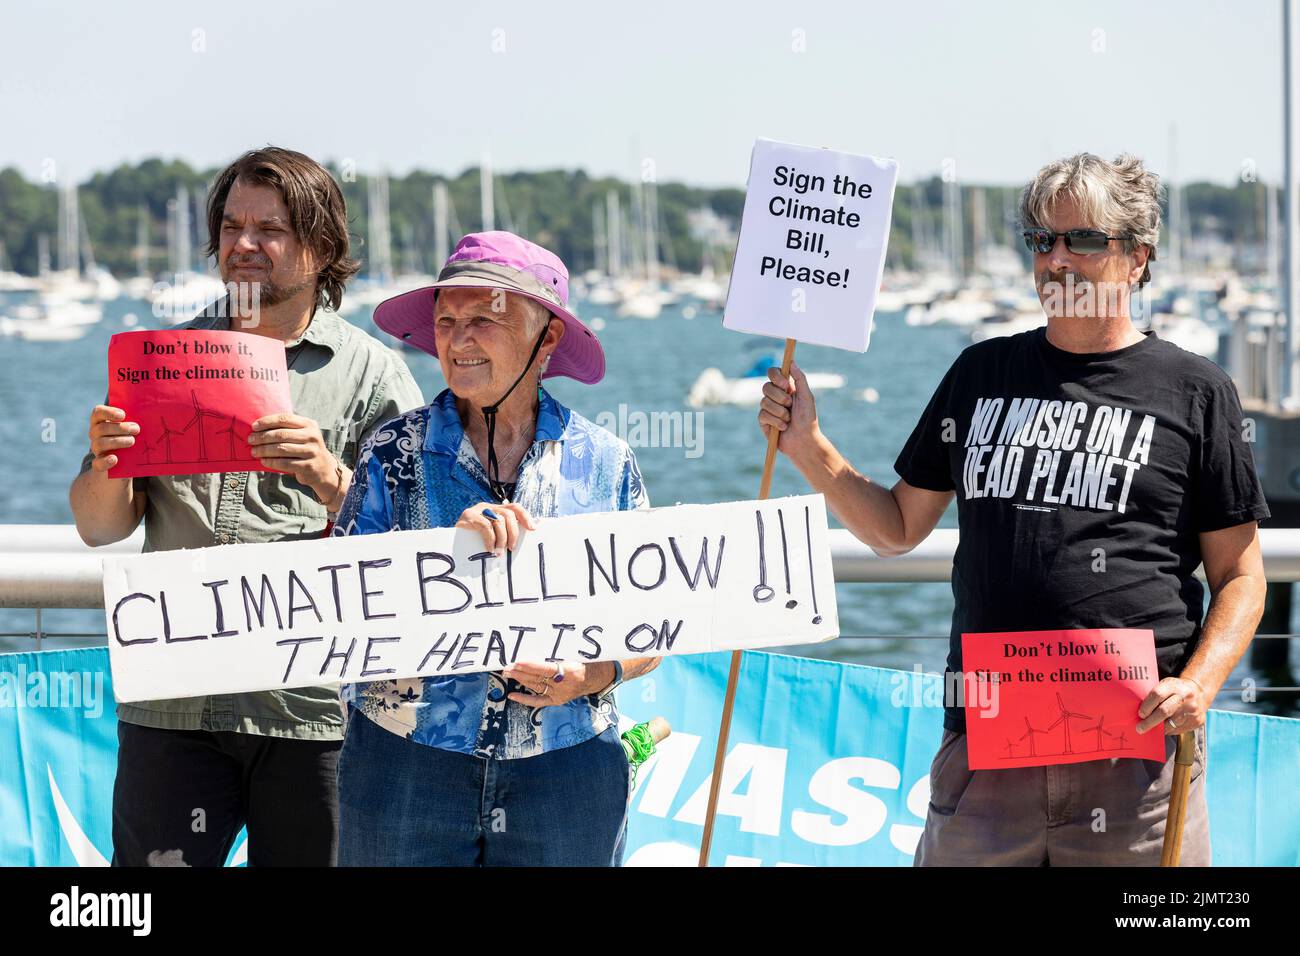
[[0, 290, 1292, 717]]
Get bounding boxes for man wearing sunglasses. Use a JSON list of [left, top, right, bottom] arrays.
[[759, 152, 1269, 866]]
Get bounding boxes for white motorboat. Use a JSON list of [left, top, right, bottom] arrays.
[[687, 353, 845, 408]]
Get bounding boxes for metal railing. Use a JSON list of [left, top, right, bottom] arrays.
[[2, 522, 1289, 712], [4, 525, 1300, 608], [3, 526, 1299, 689]]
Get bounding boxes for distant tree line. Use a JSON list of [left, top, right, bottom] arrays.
[[0, 157, 1282, 279]]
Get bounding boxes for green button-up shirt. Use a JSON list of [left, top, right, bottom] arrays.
[[80, 308, 425, 740]]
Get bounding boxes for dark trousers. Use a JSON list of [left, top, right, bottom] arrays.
[[111, 721, 341, 867]]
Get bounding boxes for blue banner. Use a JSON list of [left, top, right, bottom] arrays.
[[0, 647, 116, 866], [1, 647, 1297, 866], [616, 653, 1300, 866]]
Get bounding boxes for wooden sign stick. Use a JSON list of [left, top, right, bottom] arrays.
[[698, 336, 797, 867], [1159, 730, 1197, 866]]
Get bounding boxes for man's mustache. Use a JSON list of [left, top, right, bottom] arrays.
[[227, 255, 272, 269], [1037, 269, 1091, 287]]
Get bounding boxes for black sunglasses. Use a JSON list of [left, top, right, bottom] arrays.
[[1022, 228, 1132, 255]]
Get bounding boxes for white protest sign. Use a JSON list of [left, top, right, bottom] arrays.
[[103, 495, 839, 702], [723, 138, 898, 352]]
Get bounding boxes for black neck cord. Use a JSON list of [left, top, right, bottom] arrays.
[[481, 324, 550, 503]]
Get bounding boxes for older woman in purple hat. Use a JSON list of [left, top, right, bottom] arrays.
[[331, 231, 660, 866]]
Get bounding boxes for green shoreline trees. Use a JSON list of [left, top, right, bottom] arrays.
[[0, 159, 1280, 281]]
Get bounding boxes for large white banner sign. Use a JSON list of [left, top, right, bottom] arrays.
[[103, 495, 839, 702]]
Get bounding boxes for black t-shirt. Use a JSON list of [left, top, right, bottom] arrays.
[[894, 327, 1271, 731]]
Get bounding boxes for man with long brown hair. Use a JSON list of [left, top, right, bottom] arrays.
[[69, 146, 424, 866]]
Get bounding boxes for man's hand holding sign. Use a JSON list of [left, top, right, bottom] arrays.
[[247, 411, 349, 514]]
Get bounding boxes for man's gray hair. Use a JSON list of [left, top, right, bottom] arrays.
[[1019, 153, 1162, 287]]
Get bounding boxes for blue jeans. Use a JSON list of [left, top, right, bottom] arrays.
[[337, 709, 631, 866]]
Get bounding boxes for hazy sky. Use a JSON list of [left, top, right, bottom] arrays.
[[0, 0, 1286, 188]]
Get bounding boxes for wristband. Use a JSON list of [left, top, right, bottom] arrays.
[[594, 659, 624, 698]]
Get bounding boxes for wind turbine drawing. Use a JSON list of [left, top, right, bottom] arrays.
[[1079, 713, 1114, 752], [1113, 731, 1129, 751], [1003, 737, 1017, 759], [1047, 693, 1091, 754], [1019, 716, 1047, 757], [215, 413, 241, 460], [151, 417, 186, 464], [180, 389, 228, 461]]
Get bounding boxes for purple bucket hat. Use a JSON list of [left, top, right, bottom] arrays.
[[372, 231, 605, 384]]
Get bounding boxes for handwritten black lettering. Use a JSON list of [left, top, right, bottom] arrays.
[[416, 551, 473, 614]]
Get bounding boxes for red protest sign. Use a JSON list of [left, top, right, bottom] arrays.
[[106, 329, 292, 479], [961, 628, 1165, 770]]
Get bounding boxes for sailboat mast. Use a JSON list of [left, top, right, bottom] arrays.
[[970, 187, 986, 276], [480, 154, 495, 232], [176, 184, 192, 277], [643, 178, 660, 285], [1268, 181, 1280, 293], [1167, 127, 1183, 275], [593, 200, 607, 274], [367, 174, 393, 285], [944, 177, 964, 280], [433, 181, 449, 269], [58, 183, 81, 275], [910, 185, 923, 271], [605, 190, 622, 278], [135, 203, 150, 278]]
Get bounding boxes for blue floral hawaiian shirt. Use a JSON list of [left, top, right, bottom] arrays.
[[331, 386, 649, 759]]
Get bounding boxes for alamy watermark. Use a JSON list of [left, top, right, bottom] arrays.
[[0, 666, 104, 718], [593, 404, 704, 459], [1035, 275, 1152, 320], [151, 276, 261, 326], [888, 664, 1001, 718], [50, 886, 151, 935]]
